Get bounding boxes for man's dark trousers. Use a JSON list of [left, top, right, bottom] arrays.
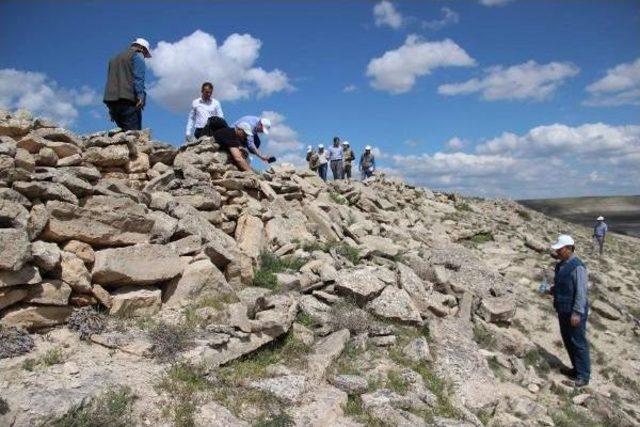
[[106, 100, 141, 131], [557, 309, 590, 382]]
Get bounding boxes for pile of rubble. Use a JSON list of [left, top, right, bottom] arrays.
[[1, 110, 639, 427]]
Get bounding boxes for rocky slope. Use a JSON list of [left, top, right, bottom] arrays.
[[1, 109, 639, 427]]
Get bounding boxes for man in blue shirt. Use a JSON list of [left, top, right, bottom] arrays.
[[592, 216, 608, 256], [327, 137, 344, 180], [549, 234, 590, 388], [103, 38, 151, 131], [232, 116, 272, 164]]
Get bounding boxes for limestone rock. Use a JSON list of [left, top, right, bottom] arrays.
[[0, 229, 30, 271], [194, 402, 249, 427], [0, 199, 29, 229], [360, 235, 400, 258], [83, 144, 129, 167], [24, 280, 72, 306], [591, 299, 622, 321], [0, 265, 41, 288], [31, 240, 61, 271], [331, 375, 369, 395], [366, 286, 422, 325], [60, 251, 92, 293], [335, 268, 386, 305], [92, 244, 183, 286], [13, 181, 78, 204], [163, 259, 233, 307], [402, 337, 433, 362], [234, 214, 264, 259], [249, 375, 309, 404], [0, 287, 28, 310], [109, 286, 162, 317], [477, 295, 516, 324], [0, 304, 73, 331], [27, 203, 49, 240], [62, 240, 95, 265]]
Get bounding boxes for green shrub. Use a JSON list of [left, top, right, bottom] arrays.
[[253, 252, 308, 289], [470, 231, 494, 245], [253, 269, 279, 290], [328, 191, 348, 205], [472, 324, 497, 350], [517, 209, 532, 221], [254, 412, 295, 427]]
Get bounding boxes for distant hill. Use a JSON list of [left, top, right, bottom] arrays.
[[519, 195, 640, 238]]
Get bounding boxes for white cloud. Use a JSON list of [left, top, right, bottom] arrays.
[[584, 58, 640, 106], [438, 60, 579, 101], [366, 35, 475, 94], [479, 0, 514, 6], [389, 123, 640, 198], [373, 1, 403, 29], [0, 69, 99, 126], [343, 84, 357, 93], [423, 7, 459, 30], [260, 111, 304, 156], [444, 137, 469, 151], [147, 30, 293, 111]]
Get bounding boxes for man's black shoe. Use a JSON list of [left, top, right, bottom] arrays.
[[560, 367, 576, 379], [562, 378, 589, 388]]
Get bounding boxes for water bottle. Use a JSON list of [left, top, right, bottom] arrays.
[[538, 276, 549, 294]]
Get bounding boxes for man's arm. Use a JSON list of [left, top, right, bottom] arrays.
[[215, 100, 224, 118], [572, 265, 588, 315], [185, 102, 196, 138], [132, 53, 146, 106], [245, 134, 267, 161]]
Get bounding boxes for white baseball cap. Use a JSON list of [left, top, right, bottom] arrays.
[[597, 216, 604, 221], [551, 234, 575, 250], [259, 118, 271, 135], [318, 144, 324, 149], [132, 38, 152, 57], [365, 145, 372, 150], [236, 122, 253, 136], [342, 141, 350, 146], [307, 145, 312, 152]]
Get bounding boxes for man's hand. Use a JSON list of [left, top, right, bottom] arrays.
[[570, 313, 581, 327], [135, 98, 144, 110]]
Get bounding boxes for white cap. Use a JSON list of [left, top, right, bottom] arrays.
[[259, 118, 271, 135], [132, 38, 152, 57], [236, 122, 253, 136], [597, 216, 604, 221], [365, 145, 372, 150], [551, 234, 575, 250], [318, 144, 324, 149], [342, 140, 349, 146], [307, 145, 312, 152]]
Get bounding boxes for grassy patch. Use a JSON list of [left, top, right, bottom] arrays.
[[295, 312, 316, 328], [551, 400, 602, 427], [329, 299, 371, 333], [21, 347, 64, 371], [301, 242, 361, 265], [343, 395, 386, 426], [328, 191, 348, 205], [469, 231, 494, 245], [454, 202, 473, 212], [253, 252, 308, 290], [472, 323, 497, 350], [52, 385, 136, 427], [156, 362, 212, 427], [522, 348, 551, 377], [253, 412, 295, 427], [516, 209, 532, 221], [386, 370, 408, 393]]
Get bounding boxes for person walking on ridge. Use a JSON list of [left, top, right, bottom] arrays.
[[103, 38, 151, 131], [592, 216, 608, 256], [342, 141, 355, 180], [185, 82, 224, 141], [317, 144, 328, 181], [359, 145, 376, 180]]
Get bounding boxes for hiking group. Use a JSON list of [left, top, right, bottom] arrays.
[[103, 37, 374, 179], [306, 138, 376, 182]]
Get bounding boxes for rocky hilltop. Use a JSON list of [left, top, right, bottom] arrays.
[[1, 109, 639, 427]]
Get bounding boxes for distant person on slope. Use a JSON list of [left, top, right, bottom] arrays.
[[327, 137, 344, 180], [185, 82, 224, 141], [317, 144, 328, 181], [548, 235, 591, 388], [213, 122, 254, 172], [359, 146, 376, 180], [306, 146, 319, 172], [592, 216, 608, 256], [342, 141, 355, 180], [232, 115, 273, 164], [103, 38, 151, 131]]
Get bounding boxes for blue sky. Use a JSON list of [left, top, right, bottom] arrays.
[[1, 0, 639, 199]]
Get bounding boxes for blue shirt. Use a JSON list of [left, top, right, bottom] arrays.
[[233, 115, 262, 154], [132, 52, 146, 103], [327, 145, 343, 160], [594, 222, 608, 237]]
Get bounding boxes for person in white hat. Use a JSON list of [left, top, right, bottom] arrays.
[[317, 144, 328, 181], [592, 216, 608, 256], [212, 122, 254, 172], [549, 234, 590, 388], [103, 38, 152, 130], [305, 145, 319, 172], [359, 145, 376, 180], [232, 115, 273, 164], [342, 141, 355, 180]]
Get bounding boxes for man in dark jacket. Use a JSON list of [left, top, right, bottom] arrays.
[[103, 38, 151, 130], [549, 234, 590, 388]]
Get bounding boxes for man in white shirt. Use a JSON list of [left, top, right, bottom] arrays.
[[185, 82, 224, 141]]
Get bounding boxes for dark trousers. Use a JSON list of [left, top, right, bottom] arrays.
[[106, 100, 141, 131], [318, 163, 328, 181], [330, 159, 344, 180], [558, 310, 590, 381], [344, 163, 352, 179]]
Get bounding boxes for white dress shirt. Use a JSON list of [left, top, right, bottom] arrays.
[[185, 97, 224, 136]]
